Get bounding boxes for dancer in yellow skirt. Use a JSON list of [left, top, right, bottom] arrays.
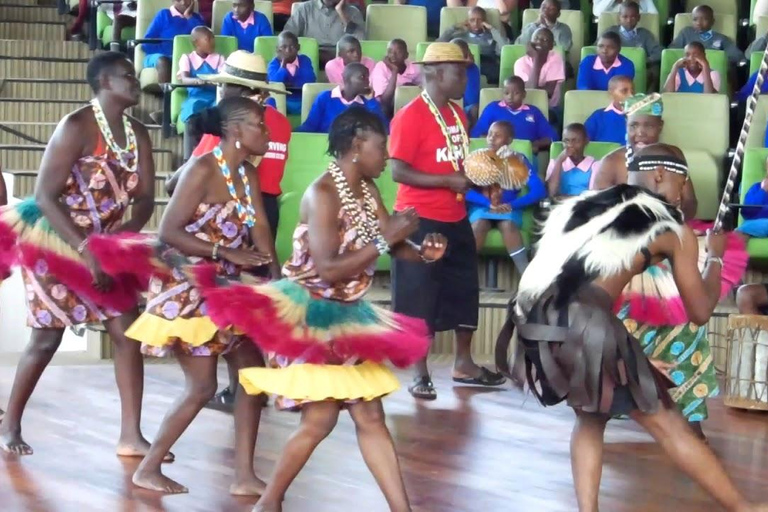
[[188, 107, 446, 512], [129, 96, 279, 495]]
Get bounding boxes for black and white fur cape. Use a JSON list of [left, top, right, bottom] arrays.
[[516, 184, 685, 312]]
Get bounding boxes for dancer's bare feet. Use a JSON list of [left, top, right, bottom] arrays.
[[117, 438, 175, 463], [0, 428, 33, 456], [132, 467, 188, 494], [253, 500, 282, 512], [230, 475, 267, 496]]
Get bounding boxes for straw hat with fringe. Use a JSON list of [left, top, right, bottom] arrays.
[[198, 50, 287, 95], [413, 42, 466, 65]]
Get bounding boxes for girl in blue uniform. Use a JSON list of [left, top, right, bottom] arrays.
[[178, 27, 225, 124]]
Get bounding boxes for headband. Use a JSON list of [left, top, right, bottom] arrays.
[[624, 93, 663, 117], [628, 154, 688, 176]]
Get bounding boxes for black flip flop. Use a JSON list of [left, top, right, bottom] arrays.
[[452, 367, 507, 387], [204, 387, 236, 412], [408, 376, 437, 400]]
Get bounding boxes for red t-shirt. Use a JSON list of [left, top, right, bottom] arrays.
[[192, 106, 291, 196], [390, 96, 468, 223]]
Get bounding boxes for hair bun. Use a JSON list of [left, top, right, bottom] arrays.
[[195, 106, 223, 137]]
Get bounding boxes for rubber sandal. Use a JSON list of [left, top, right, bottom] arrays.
[[452, 367, 507, 387], [408, 376, 437, 400]]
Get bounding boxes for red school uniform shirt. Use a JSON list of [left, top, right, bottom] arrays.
[[192, 105, 291, 196], [390, 96, 468, 223]]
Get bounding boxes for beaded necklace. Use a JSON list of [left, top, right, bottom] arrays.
[[328, 162, 380, 244], [420, 90, 469, 175], [90, 98, 137, 173], [213, 145, 256, 227]]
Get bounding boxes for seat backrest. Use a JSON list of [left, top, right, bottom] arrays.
[[745, 96, 768, 148], [684, 0, 739, 16], [300, 82, 335, 123], [394, 85, 421, 114], [254, 36, 320, 75], [360, 40, 389, 62], [134, 0, 174, 76], [672, 12, 737, 41], [438, 6, 503, 35], [366, 5, 427, 52], [682, 149, 720, 220], [659, 92, 729, 162], [562, 89, 611, 127], [416, 41, 480, 66], [469, 137, 534, 161], [596, 12, 659, 42], [499, 44, 566, 85], [740, 148, 768, 222], [549, 141, 621, 161], [478, 87, 550, 119], [581, 45, 647, 93], [758, 15, 768, 37], [522, 8, 584, 70], [280, 132, 332, 197], [750, 51, 763, 76], [659, 48, 728, 92], [269, 82, 288, 116], [212, 0, 274, 34]]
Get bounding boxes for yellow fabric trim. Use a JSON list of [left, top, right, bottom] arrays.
[[126, 313, 219, 347], [239, 361, 400, 401]]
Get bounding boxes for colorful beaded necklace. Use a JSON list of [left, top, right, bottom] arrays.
[[328, 162, 380, 244], [213, 145, 256, 227], [420, 90, 469, 175], [90, 98, 137, 173]]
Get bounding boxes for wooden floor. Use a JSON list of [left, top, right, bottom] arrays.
[[0, 361, 767, 512]]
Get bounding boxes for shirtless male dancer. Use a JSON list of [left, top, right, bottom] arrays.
[[506, 143, 768, 511]]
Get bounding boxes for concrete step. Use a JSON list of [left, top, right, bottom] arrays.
[[0, 145, 175, 172], [6, 169, 173, 201], [0, 80, 92, 101], [0, 122, 171, 148], [0, 58, 87, 80], [0, 40, 91, 60], [0, 0, 44, 6], [0, 20, 66, 40], [0, 5, 66, 22], [0, 99, 89, 123]]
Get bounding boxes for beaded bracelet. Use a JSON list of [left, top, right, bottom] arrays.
[[212, 242, 221, 261]]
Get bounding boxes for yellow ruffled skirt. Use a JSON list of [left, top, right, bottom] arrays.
[[239, 361, 400, 404], [126, 312, 240, 357]]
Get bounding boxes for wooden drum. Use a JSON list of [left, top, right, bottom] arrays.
[[724, 314, 768, 411]]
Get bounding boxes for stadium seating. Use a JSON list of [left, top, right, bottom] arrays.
[[596, 12, 660, 42], [361, 40, 389, 62], [212, 0, 273, 34], [498, 44, 566, 87], [672, 12, 738, 42], [366, 4, 427, 52], [562, 90, 611, 127], [659, 92, 730, 164], [521, 8, 584, 70], [659, 48, 728, 92], [438, 6, 504, 35], [479, 87, 550, 119], [254, 36, 320, 76], [581, 45, 647, 93], [300, 82, 335, 123]]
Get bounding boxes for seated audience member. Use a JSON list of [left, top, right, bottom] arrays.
[[178, 27, 225, 124], [602, 1, 662, 66], [273, 0, 297, 32], [736, 70, 768, 102], [142, 0, 205, 85], [268, 31, 317, 115], [516, 0, 573, 53], [593, 0, 657, 16], [438, 6, 508, 84], [395, 0, 445, 39], [452, 39, 482, 126], [584, 75, 634, 144], [370, 39, 421, 116], [466, 120, 545, 274], [736, 158, 768, 239], [669, 5, 743, 65], [471, 76, 557, 154], [530, 0, 570, 7], [747, 31, 768, 59], [577, 31, 635, 91], [221, 0, 272, 50], [325, 35, 376, 86], [514, 27, 565, 109], [296, 63, 388, 133], [69, 0, 136, 41], [664, 41, 720, 93], [284, 0, 365, 67], [546, 123, 597, 198]]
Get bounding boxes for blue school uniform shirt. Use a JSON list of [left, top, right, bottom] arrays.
[[738, 71, 768, 103], [465, 63, 481, 110], [296, 87, 389, 133], [268, 55, 317, 113], [576, 54, 635, 91], [471, 102, 558, 143], [221, 11, 272, 51], [179, 52, 224, 123], [143, 6, 205, 58], [741, 182, 768, 220], [584, 103, 626, 145]]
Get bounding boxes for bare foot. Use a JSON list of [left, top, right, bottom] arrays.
[[0, 428, 33, 456], [253, 500, 282, 512], [117, 438, 175, 463], [230, 475, 267, 496], [132, 467, 188, 494]]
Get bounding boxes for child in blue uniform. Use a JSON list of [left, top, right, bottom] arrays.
[[177, 27, 225, 124], [221, 0, 272, 50], [267, 31, 317, 115], [584, 75, 634, 144], [471, 76, 557, 154], [546, 123, 597, 197], [466, 121, 546, 274], [142, 0, 205, 85], [452, 39, 481, 126], [663, 41, 720, 94], [737, 156, 768, 239], [577, 31, 635, 91]]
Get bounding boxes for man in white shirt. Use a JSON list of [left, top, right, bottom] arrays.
[[593, 0, 657, 16]]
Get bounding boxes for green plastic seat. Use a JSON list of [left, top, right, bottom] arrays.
[[562, 89, 611, 127], [581, 46, 647, 93], [360, 40, 389, 62], [757, 15, 768, 38], [740, 148, 768, 262], [97, 10, 136, 48], [750, 50, 763, 76], [393, 85, 464, 114], [752, 0, 759, 25], [134, 0, 176, 91], [416, 41, 480, 67], [254, 36, 320, 76], [745, 96, 768, 148], [659, 92, 730, 163], [655, 0, 670, 35], [521, 8, 584, 70], [499, 44, 566, 87], [548, 141, 621, 161], [170, 35, 238, 134], [596, 12, 660, 42], [478, 87, 550, 119], [366, 5, 427, 52], [212, 0, 273, 34], [300, 83, 335, 123], [673, 12, 737, 42], [660, 49, 728, 93], [681, 149, 720, 220], [438, 6, 504, 35], [373, 166, 397, 271]]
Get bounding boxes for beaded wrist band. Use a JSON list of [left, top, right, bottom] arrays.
[[374, 235, 389, 255], [212, 242, 221, 261]]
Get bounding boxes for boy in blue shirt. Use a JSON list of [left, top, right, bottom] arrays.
[[296, 63, 388, 133], [452, 38, 481, 127], [142, 0, 205, 85], [471, 76, 557, 154], [267, 31, 317, 115], [584, 75, 634, 144], [577, 31, 635, 91], [221, 0, 272, 51], [737, 71, 768, 103], [466, 120, 545, 274], [737, 157, 768, 239]]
